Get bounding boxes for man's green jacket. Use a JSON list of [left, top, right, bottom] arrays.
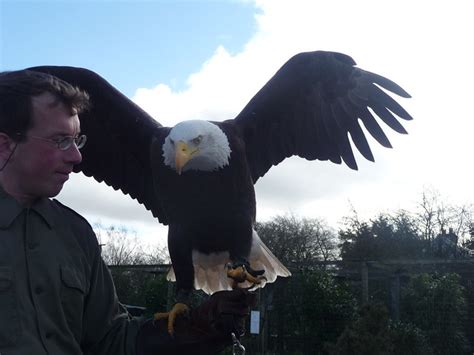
[[0, 186, 143, 354]]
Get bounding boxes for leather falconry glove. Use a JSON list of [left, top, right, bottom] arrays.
[[136, 288, 256, 355]]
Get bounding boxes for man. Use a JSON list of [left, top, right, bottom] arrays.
[[0, 70, 254, 355]]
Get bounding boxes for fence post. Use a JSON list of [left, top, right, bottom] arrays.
[[390, 274, 400, 321], [361, 262, 368, 304]]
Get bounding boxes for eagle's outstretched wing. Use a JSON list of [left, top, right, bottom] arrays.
[[232, 51, 412, 183], [29, 66, 170, 224], [29, 51, 412, 219]]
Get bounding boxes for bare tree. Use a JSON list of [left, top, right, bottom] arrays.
[[142, 245, 170, 264], [93, 223, 168, 265], [417, 188, 438, 242], [256, 214, 338, 268], [416, 188, 473, 242]]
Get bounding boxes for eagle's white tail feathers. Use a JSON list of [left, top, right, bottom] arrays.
[[166, 230, 291, 294]]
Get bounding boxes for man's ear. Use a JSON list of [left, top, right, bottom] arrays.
[[0, 133, 15, 160]]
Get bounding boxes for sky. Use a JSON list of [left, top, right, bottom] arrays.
[[1, 0, 473, 249]]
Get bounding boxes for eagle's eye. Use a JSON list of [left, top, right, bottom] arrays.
[[192, 136, 202, 145]]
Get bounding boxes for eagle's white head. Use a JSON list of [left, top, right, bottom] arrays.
[[162, 120, 231, 174]]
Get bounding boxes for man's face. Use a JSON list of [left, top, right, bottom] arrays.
[[4, 92, 82, 203]]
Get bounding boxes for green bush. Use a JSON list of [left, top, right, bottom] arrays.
[[389, 321, 432, 355], [328, 303, 393, 355], [328, 303, 433, 355], [401, 273, 469, 354], [265, 270, 357, 354]]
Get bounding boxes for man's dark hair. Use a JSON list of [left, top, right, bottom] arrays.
[[0, 70, 90, 141]]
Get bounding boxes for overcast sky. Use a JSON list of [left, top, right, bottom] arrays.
[[2, 0, 473, 248]]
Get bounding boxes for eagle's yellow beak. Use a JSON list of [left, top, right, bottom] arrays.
[[175, 141, 198, 175]]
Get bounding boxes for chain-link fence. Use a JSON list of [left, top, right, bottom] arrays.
[[109, 259, 474, 354]]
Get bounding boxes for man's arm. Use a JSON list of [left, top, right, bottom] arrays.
[[81, 251, 145, 355]]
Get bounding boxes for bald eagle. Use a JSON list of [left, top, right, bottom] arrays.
[[30, 50, 412, 330]]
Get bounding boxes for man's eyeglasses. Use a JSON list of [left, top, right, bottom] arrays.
[[16, 134, 87, 151]]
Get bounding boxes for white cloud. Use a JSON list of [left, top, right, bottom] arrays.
[[58, 0, 474, 246]]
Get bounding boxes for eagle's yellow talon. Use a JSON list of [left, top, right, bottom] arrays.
[[154, 311, 169, 320], [227, 264, 266, 289], [227, 266, 247, 283], [154, 302, 189, 335]]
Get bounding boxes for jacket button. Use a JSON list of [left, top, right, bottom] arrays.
[[35, 286, 43, 294]]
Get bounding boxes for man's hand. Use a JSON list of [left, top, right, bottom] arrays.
[[192, 288, 256, 337], [136, 289, 256, 355]]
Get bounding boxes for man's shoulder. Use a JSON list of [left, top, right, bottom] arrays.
[[51, 199, 93, 228], [50, 199, 101, 258]]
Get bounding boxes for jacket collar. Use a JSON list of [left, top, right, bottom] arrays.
[[0, 185, 55, 229]]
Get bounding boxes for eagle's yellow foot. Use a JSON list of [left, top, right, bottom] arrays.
[[226, 264, 266, 289], [154, 302, 189, 335]]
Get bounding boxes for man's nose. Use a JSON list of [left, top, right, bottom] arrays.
[[64, 143, 82, 165]]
